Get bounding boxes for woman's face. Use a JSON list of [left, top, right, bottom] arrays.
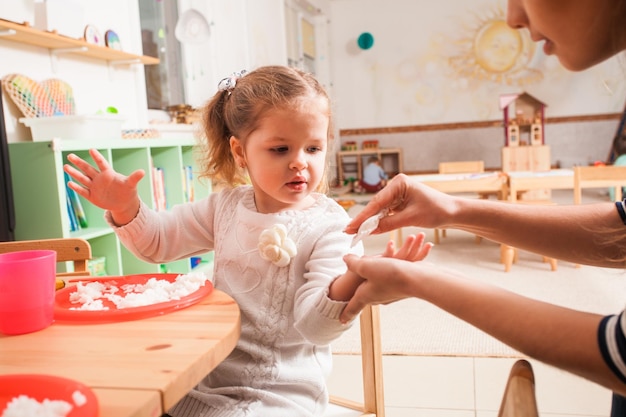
[[506, 0, 624, 71]]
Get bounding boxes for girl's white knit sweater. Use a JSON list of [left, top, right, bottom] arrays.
[[107, 185, 363, 416]]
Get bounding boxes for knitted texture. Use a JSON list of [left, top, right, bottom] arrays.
[[109, 186, 362, 416]]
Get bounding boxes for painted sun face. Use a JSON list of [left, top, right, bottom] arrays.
[[474, 20, 522, 73], [446, 3, 542, 86]]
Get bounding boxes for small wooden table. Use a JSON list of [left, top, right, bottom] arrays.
[[0, 289, 241, 417], [409, 171, 507, 195], [506, 169, 574, 202]]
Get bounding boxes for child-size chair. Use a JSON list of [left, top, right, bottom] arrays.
[[329, 304, 384, 416], [497, 359, 539, 417], [0, 237, 92, 288]]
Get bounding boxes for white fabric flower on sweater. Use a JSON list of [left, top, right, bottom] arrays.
[[258, 224, 297, 267]]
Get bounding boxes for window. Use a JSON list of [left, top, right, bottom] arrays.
[[138, 0, 185, 109]]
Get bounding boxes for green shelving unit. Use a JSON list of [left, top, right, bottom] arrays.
[[9, 137, 213, 275]]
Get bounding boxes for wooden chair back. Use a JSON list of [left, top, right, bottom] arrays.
[[0, 238, 92, 278], [498, 359, 539, 417], [330, 304, 385, 416], [439, 160, 485, 174], [574, 165, 626, 204]]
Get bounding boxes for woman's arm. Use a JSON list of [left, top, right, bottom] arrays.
[[449, 196, 625, 268], [341, 254, 626, 395], [345, 174, 626, 268]]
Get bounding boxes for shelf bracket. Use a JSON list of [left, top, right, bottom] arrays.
[[110, 59, 142, 66], [51, 46, 89, 56], [107, 59, 142, 80], [50, 46, 89, 73], [0, 29, 16, 37]]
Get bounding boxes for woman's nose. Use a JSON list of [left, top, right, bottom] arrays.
[[506, 0, 528, 30]]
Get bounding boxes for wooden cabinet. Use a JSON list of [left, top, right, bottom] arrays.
[[502, 145, 552, 199], [9, 138, 212, 275], [336, 148, 403, 184], [501, 145, 550, 172]]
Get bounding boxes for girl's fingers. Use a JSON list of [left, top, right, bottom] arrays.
[[126, 169, 146, 187], [67, 180, 89, 199], [89, 148, 112, 171], [407, 233, 428, 260], [416, 242, 434, 261], [382, 239, 396, 257], [393, 234, 416, 259], [394, 233, 432, 262], [63, 164, 91, 187], [66, 154, 99, 179]]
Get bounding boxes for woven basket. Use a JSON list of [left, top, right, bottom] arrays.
[[1, 73, 75, 118]]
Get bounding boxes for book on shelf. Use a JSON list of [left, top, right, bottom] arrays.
[[152, 166, 167, 211], [64, 172, 88, 228], [182, 165, 195, 202], [65, 193, 79, 232]]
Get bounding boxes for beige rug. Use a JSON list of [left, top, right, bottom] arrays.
[[332, 193, 626, 357]]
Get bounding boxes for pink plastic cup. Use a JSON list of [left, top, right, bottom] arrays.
[[0, 250, 57, 335]]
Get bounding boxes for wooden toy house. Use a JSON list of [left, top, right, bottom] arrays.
[[500, 92, 551, 189], [500, 92, 546, 147]]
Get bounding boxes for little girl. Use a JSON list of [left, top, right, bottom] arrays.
[[64, 65, 431, 416]]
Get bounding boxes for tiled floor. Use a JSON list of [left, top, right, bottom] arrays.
[[325, 188, 614, 417], [327, 355, 611, 416]]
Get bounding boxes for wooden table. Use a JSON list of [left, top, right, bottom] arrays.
[[409, 171, 507, 195], [506, 169, 574, 202], [0, 288, 241, 417]]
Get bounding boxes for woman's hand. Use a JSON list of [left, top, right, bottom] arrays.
[[344, 174, 456, 236], [64, 148, 144, 225], [339, 232, 433, 323]]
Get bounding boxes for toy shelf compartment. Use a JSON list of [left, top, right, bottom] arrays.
[[9, 138, 212, 276]]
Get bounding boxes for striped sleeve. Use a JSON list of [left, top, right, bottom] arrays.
[[598, 312, 626, 384]]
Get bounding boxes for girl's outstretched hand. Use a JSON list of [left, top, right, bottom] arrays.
[[64, 148, 145, 225], [339, 232, 433, 323], [380, 232, 433, 262]]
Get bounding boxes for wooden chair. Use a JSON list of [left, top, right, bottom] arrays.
[[435, 161, 486, 244], [330, 304, 384, 416], [573, 165, 626, 204], [498, 359, 539, 417], [0, 238, 92, 288], [438, 160, 485, 175]]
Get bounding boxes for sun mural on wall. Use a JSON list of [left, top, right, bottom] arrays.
[[388, 1, 548, 122], [446, 4, 542, 86]]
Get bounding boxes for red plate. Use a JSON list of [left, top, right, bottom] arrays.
[[0, 374, 98, 416], [54, 273, 213, 323]]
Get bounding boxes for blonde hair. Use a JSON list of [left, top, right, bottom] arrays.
[[197, 66, 333, 192]]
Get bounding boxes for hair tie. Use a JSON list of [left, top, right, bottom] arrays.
[[217, 70, 247, 94]]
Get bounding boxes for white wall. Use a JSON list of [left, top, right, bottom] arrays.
[[327, 0, 626, 130], [0, 0, 290, 142], [2, 0, 621, 171], [0, 0, 147, 142], [177, 0, 288, 108]]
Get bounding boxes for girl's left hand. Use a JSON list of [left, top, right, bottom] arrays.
[[380, 232, 433, 262], [64, 148, 145, 225]]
